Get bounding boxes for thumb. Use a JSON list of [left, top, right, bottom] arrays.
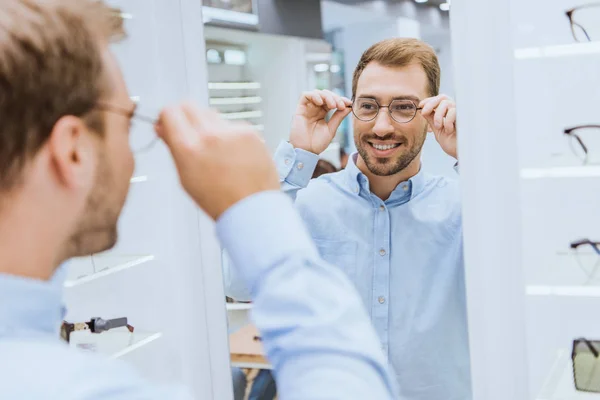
[[327, 107, 352, 135]]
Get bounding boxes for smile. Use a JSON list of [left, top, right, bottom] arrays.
[[369, 142, 401, 151]]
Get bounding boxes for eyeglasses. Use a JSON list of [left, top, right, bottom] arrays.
[[566, 3, 600, 42], [352, 98, 423, 124], [60, 317, 134, 343], [564, 125, 600, 164], [572, 338, 600, 392], [95, 103, 158, 153], [570, 239, 600, 283]]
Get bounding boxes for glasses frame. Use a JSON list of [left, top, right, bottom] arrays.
[[570, 238, 600, 284], [60, 317, 134, 343], [566, 3, 600, 42], [351, 98, 423, 124], [95, 103, 159, 153], [572, 337, 600, 392], [563, 125, 600, 164]]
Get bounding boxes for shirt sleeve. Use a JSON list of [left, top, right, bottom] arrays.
[[274, 141, 319, 201], [216, 191, 398, 400]]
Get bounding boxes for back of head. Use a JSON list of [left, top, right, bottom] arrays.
[[0, 0, 124, 191], [352, 38, 440, 98]]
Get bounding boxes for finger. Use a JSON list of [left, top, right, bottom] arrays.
[[321, 90, 347, 110], [343, 97, 353, 106], [320, 90, 338, 110], [434, 100, 451, 129], [327, 107, 352, 135], [180, 102, 221, 132], [420, 96, 441, 116], [444, 107, 456, 132], [303, 91, 324, 107], [157, 105, 199, 152]]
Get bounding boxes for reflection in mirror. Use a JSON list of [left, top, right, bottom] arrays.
[[205, 1, 464, 398]]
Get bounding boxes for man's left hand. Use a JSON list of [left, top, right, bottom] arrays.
[[419, 94, 457, 160]]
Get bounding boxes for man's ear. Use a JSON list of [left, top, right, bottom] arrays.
[[47, 116, 96, 190]]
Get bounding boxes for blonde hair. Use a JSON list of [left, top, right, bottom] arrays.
[[352, 38, 441, 98], [0, 0, 125, 190]]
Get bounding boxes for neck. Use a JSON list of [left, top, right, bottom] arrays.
[[0, 197, 67, 281], [356, 155, 421, 201]]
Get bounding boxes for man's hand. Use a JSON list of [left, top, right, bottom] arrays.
[[156, 103, 279, 220], [419, 94, 458, 160], [290, 90, 353, 155]]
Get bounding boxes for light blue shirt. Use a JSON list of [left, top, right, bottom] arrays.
[[0, 191, 396, 399], [225, 142, 471, 400]]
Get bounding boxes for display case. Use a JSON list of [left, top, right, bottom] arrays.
[[452, 1, 600, 399], [62, 1, 232, 399]]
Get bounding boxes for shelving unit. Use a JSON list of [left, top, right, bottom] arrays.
[[453, 1, 600, 399], [62, 2, 232, 398]]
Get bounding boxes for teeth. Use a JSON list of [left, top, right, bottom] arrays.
[[372, 143, 398, 151]]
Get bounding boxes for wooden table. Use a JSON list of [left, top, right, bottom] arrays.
[[229, 324, 272, 370]]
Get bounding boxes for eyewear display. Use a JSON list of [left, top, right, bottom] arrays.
[[563, 125, 600, 165], [60, 317, 134, 343], [566, 3, 600, 42], [573, 338, 600, 392], [352, 98, 423, 124], [96, 103, 158, 153], [570, 238, 600, 283]]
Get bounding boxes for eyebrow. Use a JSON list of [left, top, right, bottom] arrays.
[[357, 94, 422, 103]]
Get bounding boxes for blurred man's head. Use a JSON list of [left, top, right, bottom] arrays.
[[351, 38, 440, 177], [0, 0, 133, 275]]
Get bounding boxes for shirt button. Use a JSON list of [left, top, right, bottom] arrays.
[[379, 205, 385, 211], [379, 248, 386, 256], [297, 162, 304, 170], [403, 185, 409, 191], [378, 296, 386, 304], [284, 159, 291, 165]]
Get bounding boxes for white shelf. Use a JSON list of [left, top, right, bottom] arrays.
[[221, 110, 262, 120], [65, 255, 155, 288], [527, 285, 600, 298], [226, 303, 252, 311], [515, 42, 600, 60], [70, 328, 162, 359], [130, 175, 148, 183], [521, 166, 600, 179], [209, 96, 262, 106], [208, 82, 261, 90]]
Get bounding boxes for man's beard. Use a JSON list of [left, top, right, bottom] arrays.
[[66, 154, 121, 258], [356, 128, 427, 177]]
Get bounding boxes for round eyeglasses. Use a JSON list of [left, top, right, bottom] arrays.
[[352, 98, 423, 124]]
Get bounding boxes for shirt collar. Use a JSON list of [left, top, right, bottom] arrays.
[[344, 153, 427, 202], [0, 272, 64, 336]]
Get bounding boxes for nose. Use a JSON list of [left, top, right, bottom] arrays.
[[372, 108, 395, 137]]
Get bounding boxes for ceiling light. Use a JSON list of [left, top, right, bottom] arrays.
[[415, 0, 428, 3], [439, 2, 450, 11]]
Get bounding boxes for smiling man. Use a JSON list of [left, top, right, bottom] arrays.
[[225, 38, 470, 400]]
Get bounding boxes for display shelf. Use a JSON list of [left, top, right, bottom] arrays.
[[130, 175, 148, 183], [521, 166, 600, 180], [209, 96, 262, 106], [69, 328, 162, 360], [536, 349, 596, 399], [208, 82, 261, 90], [64, 254, 155, 288], [527, 285, 600, 298], [220, 110, 262, 120], [226, 303, 252, 311], [515, 42, 600, 60]]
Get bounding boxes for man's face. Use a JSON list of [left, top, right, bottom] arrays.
[[69, 51, 135, 256], [353, 62, 430, 176]]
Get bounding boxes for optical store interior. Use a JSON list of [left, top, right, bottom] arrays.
[[9, 0, 600, 399]]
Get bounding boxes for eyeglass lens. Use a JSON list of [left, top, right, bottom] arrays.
[[352, 98, 418, 123], [573, 339, 600, 392]]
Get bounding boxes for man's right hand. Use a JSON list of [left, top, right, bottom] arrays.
[[290, 90, 352, 155], [156, 103, 279, 221]]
